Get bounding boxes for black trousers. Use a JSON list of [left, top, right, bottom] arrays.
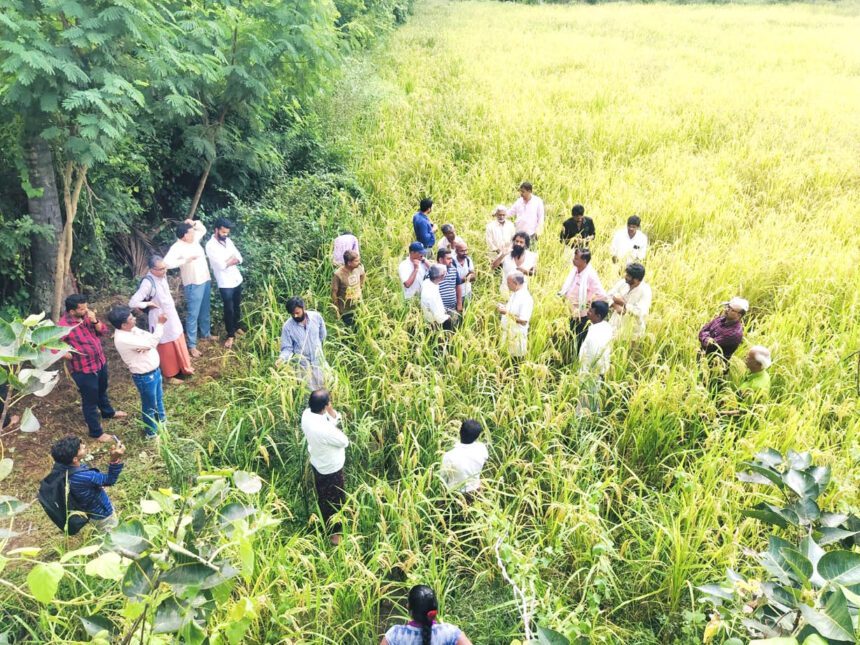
[[71, 364, 115, 438], [570, 317, 589, 353], [312, 466, 345, 534], [219, 285, 243, 338]]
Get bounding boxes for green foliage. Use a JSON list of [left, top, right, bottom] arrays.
[[698, 449, 859, 643]]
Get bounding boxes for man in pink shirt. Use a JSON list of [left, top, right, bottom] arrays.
[[558, 248, 606, 350], [508, 182, 545, 240], [332, 230, 360, 266]]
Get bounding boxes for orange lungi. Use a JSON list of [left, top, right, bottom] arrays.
[[157, 336, 193, 378]]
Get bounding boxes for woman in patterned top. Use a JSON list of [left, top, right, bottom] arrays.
[[380, 585, 472, 645]]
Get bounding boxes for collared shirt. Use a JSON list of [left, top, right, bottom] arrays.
[[398, 258, 427, 300], [438, 265, 462, 310], [279, 311, 327, 365], [438, 235, 465, 251], [331, 234, 360, 266], [579, 320, 613, 376], [485, 219, 516, 254], [698, 315, 744, 360], [441, 441, 489, 492], [740, 369, 771, 399], [499, 250, 538, 296], [205, 235, 243, 289], [412, 211, 435, 249], [609, 228, 648, 263], [508, 195, 545, 236], [332, 264, 365, 314], [502, 287, 534, 357], [420, 280, 449, 324], [129, 273, 184, 344], [114, 324, 164, 374], [606, 279, 652, 340], [163, 221, 211, 286], [560, 217, 596, 245], [58, 313, 106, 374], [452, 255, 474, 298], [300, 408, 349, 475], [560, 265, 606, 318], [62, 461, 124, 519]]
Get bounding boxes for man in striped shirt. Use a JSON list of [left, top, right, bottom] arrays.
[[50, 434, 125, 531], [58, 294, 126, 442], [435, 248, 463, 321]]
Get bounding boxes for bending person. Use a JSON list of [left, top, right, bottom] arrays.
[[381, 585, 472, 645]]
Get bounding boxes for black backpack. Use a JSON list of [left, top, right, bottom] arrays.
[[38, 464, 89, 535]]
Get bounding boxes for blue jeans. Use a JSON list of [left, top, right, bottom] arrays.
[[71, 365, 115, 438], [183, 282, 211, 349], [131, 368, 165, 436]]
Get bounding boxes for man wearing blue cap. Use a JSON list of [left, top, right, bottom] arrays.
[[399, 242, 431, 300]]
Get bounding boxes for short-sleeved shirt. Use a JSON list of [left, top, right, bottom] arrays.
[[438, 265, 462, 310], [332, 264, 365, 314], [384, 622, 462, 645], [560, 217, 595, 245], [740, 370, 771, 399], [412, 211, 435, 249]]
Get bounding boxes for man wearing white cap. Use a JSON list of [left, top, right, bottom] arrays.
[[698, 297, 747, 362], [740, 345, 772, 399]]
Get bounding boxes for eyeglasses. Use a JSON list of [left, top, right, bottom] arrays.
[[151, 266, 167, 272]]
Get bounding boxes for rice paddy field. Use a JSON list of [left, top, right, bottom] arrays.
[[281, 1, 860, 641], [5, 0, 860, 643]]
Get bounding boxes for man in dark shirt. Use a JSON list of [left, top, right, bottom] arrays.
[[50, 434, 125, 531], [412, 197, 437, 253], [560, 204, 595, 247], [58, 295, 126, 441], [699, 297, 747, 371]]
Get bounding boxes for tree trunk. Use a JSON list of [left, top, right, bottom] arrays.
[[25, 135, 63, 318], [51, 162, 87, 321], [186, 156, 213, 220]]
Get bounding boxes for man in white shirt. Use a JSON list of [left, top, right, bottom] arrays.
[[508, 182, 545, 239], [578, 301, 613, 414], [420, 264, 452, 331], [107, 306, 167, 439], [205, 217, 244, 349], [301, 389, 349, 545], [609, 215, 648, 264], [606, 263, 652, 341], [485, 204, 516, 260], [452, 240, 476, 304], [497, 271, 533, 358], [163, 219, 213, 357], [437, 224, 466, 251], [398, 242, 430, 301], [440, 419, 489, 497]]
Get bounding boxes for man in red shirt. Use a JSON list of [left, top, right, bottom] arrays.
[[58, 295, 126, 441]]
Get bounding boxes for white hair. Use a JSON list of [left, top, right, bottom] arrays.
[[429, 263, 447, 281], [508, 270, 525, 286], [492, 204, 508, 216], [749, 345, 772, 369]]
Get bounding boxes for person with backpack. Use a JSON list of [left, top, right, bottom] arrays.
[[129, 255, 195, 385], [380, 585, 472, 645], [42, 435, 125, 533]]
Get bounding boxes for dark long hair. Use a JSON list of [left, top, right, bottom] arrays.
[[511, 231, 530, 259], [408, 585, 438, 645]]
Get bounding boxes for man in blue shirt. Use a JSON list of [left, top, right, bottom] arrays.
[[50, 434, 125, 531], [412, 198, 437, 253]]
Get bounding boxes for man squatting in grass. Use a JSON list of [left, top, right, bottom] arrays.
[[50, 434, 126, 532], [163, 218, 216, 358], [440, 419, 489, 500], [301, 388, 348, 546], [698, 296, 747, 374], [58, 294, 127, 443], [108, 306, 168, 440], [205, 217, 245, 349]]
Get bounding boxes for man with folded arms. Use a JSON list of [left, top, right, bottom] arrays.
[[205, 217, 244, 349], [164, 218, 213, 357], [108, 306, 167, 439]]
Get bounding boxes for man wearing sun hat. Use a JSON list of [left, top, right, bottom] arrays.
[[698, 296, 747, 363], [739, 345, 772, 399]]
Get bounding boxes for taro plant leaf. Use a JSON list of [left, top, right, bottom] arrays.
[[30, 347, 69, 370], [26, 562, 64, 604], [535, 624, 570, 645], [0, 320, 15, 345], [0, 496, 29, 518], [232, 470, 262, 494], [153, 597, 187, 634], [798, 588, 854, 642], [162, 563, 226, 590], [21, 313, 45, 327], [783, 469, 818, 500], [817, 527, 860, 546], [19, 407, 40, 433], [779, 548, 812, 586], [218, 503, 255, 527], [739, 462, 785, 489], [786, 451, 812, 471], [60, 543, 102, 563], [754, 448, 783, 468], [799, 536, 826, 587], [30, 324, 70, 345], [107, 520, 150, 558], [85, 551, 125, 580], [122, 556, 156, 599], [817, 550, 860, 585], [0, 458, 12, 482], [80, 614, 116, 637]]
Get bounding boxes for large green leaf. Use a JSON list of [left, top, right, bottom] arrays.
[[817, 527, 860, 546], [85, 551, 125, 580], [80, 614, 116, 637], [218, 503, 256, 526], [107, 520, 150, 558], [153, 597, 186, 634], [783, 469, 818, 500], [817, 550, 860, 585], [779, 547, 812, 585], [754, 448, 783, 468], [786, 450, 812, 471], [26, 562, 64, 604], [122, 556, 156, 599], [798, 589, 854, 642], [0, 320, 15, 345], [0, 458, 12, 482], [0, 496, 29, 518], [535, 625, 570, 645], [162, 562, 239, 591], [30, 324, 71, 346], [739, 462, 785, 489], [799, 536, 826, 587], [786, 497, 820, 524]]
